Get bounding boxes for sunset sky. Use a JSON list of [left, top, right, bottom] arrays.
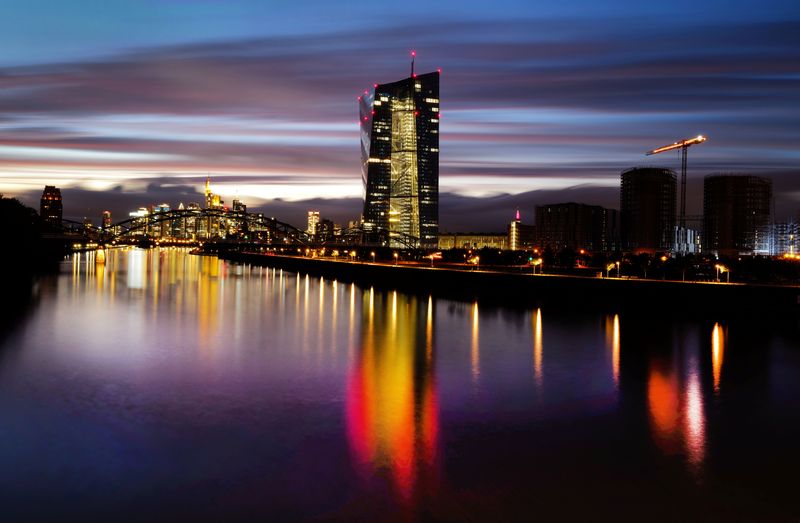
[[1, 0, 798, 230]]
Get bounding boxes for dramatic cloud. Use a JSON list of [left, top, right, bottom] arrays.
[[2, 4, 799, 229]]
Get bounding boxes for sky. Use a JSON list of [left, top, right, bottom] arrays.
[[0, 0, 798, 230]]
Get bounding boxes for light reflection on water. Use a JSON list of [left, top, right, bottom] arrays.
[[0, 248, 797, 520]]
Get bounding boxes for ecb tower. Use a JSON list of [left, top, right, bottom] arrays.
[[359, 68, 439, 249]]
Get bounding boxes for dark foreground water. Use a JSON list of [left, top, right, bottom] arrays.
[[1, 248, 799, 521]]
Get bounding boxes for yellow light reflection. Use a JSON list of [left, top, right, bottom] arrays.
[[347, 292, 438, 502], [196, 255, 220, 351], [471, 301, 480, 383], [711, 323, 725, 393], [533, 308, 542, 387]]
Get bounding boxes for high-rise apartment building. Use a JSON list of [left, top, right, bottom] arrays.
[[40, 186, 63, 227], [703, 174, 772, 255], [360, 70, 439, 248], [620, 167, 677, 253], [535, 202, 620, 253]]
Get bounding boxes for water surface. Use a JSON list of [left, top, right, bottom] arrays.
[[1, 248, 798, 521]]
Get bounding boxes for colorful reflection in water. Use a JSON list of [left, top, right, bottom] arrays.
[[3, 248, 799, 520], [646, 334, 706, 478], [712, 322, 726, 393], [533, 308, 543, 387], [346, 291, 438, 502]]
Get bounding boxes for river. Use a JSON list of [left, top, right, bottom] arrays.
[[1, 248, 798, 521]]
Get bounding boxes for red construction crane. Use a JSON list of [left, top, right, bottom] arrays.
[[646, 135, 707, 251]]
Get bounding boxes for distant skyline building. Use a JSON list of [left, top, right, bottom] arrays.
[[535, 202, 619, 253], [204, 176, 223, 209], [102, 210, 112, 229], [40, 185, 62, 227], [508, 209, 535, 251], [360, 68, 439, 248], [438, 233, 507, 250], [771, 221, 797, 256], [307, 211, 320, 236], [620, 167, 677, 253], [703, 174, 772, 256]]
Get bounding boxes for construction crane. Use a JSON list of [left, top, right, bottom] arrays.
[[646, 134, 707, 252]]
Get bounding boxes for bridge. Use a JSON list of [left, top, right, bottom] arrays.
[[52, 208, 421, 250]]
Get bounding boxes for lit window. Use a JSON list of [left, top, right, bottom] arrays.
[[431, 107, 439, 112]]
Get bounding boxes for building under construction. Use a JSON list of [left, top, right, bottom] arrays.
[[703, 174, 772, 256], [620, 167, 676, 254]]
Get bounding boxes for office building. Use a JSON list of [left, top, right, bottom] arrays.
[[620, 167, 677, 253], [307, 211, 320, 237], [508, 209, 536, 251], [703, 174, 772, 255], [535, 202, 620, 253], [232, 199, 246, 213], [102, 210, 112, 229], [40, 186, 63, 227], [360, 69, 439, 248], [438, 233, 507, 250]]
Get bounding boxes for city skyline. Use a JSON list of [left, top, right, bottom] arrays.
[[1, 0, 799, 230]]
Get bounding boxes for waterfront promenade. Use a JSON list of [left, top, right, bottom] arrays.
[[218, 251, 800, 317]]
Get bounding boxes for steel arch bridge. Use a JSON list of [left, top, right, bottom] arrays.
[[103, 208, 313, 245], [59, 208, 423, 249]]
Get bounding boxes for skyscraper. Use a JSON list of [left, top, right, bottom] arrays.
[[360, 69, 439, 248], [307, 211, 320, 237], [703, 174, 772, 255], [40, 186, 63, 227], [620, 167, 677, 253]]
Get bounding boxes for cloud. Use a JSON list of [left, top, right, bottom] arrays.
[[1, 15, 799, 221]]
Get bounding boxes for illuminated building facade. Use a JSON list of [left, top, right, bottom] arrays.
[[771, 221, 797, 256], [508, 209, 536, 251], [535, 202, 620, 252], [621, 167, 676, 253], [703, 174, 772, 255], [438, 233, 507, 250], [101, 210, 112, 229], [204, 176, 223, 210], [360, 71, 439, 248], [307, 211, 320, 237], [40, 186, 62, 227]]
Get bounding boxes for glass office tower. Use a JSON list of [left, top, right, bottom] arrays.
[[360, 71, 439, 249]]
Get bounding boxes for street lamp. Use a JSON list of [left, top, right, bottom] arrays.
[[393, 252, 398, 266], [370, 251, 376, 263], [532, 258, 542, 275], [616, 261, 621, 278]]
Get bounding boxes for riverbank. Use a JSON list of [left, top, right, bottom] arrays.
[[218, 251, 800, 317]]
